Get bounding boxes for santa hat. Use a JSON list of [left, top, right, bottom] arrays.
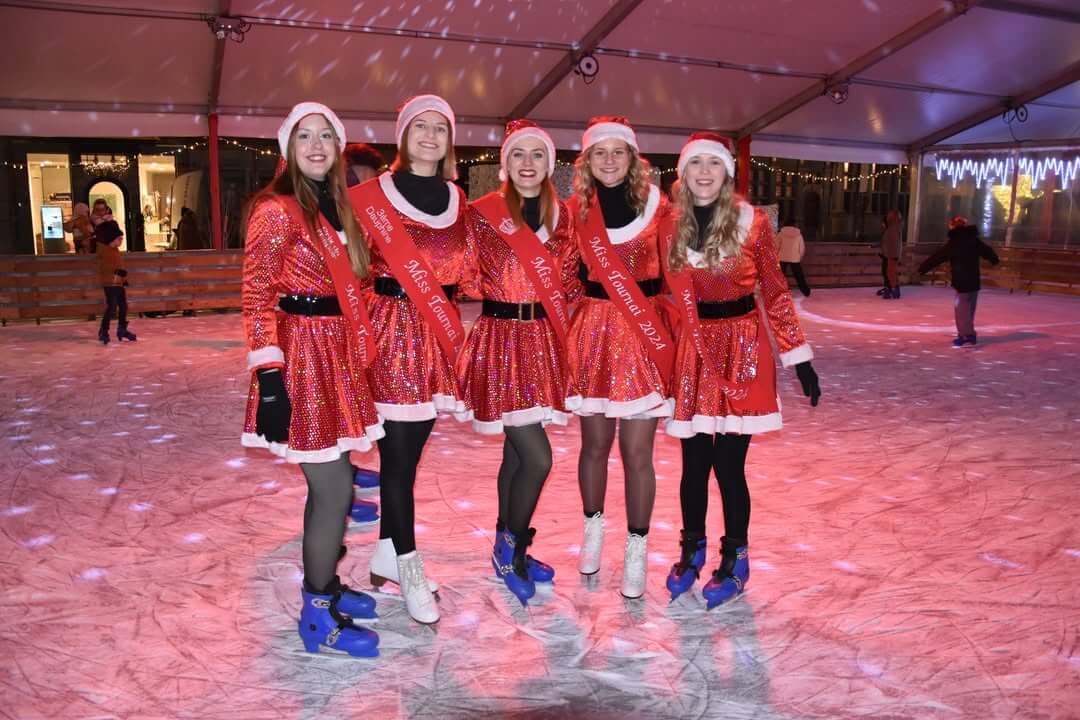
[[277, 102, 346, 158], [677, 132, 735, 179], [581, 116, 638, 152], [499, 119, 556, 182], [395, 94, 456, 147]]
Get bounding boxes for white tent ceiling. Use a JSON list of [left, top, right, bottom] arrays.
[[1, 0, 1078, 162]]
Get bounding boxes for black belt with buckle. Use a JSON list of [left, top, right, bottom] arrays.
[[584, 277, 662, 300], [278, 295, 342, 316], [374, 276, 458, 301], [482, 299, 547, 321], [697, 294, 756, 319]]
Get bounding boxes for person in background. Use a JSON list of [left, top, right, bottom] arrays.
[[343, 143, 384, 187], [879, 209, 903, 299], [918, 216, 1000, 348], [775, 219, 810, 297], [64, 202, 93, 254], [176, 207, 203, 250], [88, 199, 114, 253], [94, 220, 136, 344]]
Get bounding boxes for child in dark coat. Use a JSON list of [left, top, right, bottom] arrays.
[[95, 220, 136, 344], [918, 216, 1000, 347]]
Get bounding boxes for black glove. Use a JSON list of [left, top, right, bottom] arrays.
[[795, 361, 820, 407], [255, 369, 291, 443]]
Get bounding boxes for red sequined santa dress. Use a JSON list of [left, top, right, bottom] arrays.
[[564, 184, 673, 418], [666, 203, 812, 438], [241, 197, 384, 462], [363, 171, 477, 422], [456, 198, 581, 433]]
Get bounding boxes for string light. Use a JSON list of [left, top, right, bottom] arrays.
[[935, 154, 1080, 190], [751, 158, 902, 183]]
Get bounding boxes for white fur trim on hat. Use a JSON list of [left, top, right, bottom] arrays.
[[277, 102, 346, 158], [677, 139, 735, 179], [581, 122, 638, 152], [395, 94, 456, 147], [499, 126, 556, 183]]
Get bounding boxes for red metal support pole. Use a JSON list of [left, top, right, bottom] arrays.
[[208, 112, 223, 250], [736, 135, 752, 197]]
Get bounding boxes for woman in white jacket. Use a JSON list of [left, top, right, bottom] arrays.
[[775, 221, 809, 296]]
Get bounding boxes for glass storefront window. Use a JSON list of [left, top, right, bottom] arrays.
[[27, 153, 72, 255], [921, 151, 1080, 248], [138, 154, 177, 252]]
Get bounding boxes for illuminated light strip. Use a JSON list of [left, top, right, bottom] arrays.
[[935, 155, 1080, 190], [751, 158, 902, 183]]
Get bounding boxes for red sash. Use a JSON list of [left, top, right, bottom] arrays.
[[278, 196, 376, 366], [349, 179, 465, 361], [658, 214, 745, 398], [571, 194, 675, 380], [471, 192, 569, 347]]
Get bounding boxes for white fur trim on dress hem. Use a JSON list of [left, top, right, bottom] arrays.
[[779, 344, 813, 368], [566, 392, 673, 419], [241, 423, 386, 464], [247, 345, 284, 370], [470, 405, 570, 435], [665, 410, 782, 438], [375, 394, 466, 422]]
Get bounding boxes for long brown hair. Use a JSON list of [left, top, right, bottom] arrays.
[[390, 118, 458, 181], [502, 178, 557, 235], [244, 120, 369, 278], [572, 144, 651, 222], [667, 176, 745, 271]]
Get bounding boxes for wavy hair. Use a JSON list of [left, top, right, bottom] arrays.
[[572, 144, 651, 222], [667, 176, 745, 271]]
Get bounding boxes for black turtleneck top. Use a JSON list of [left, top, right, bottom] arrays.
[[522, 195, 542, 232], [309, 178, 342, 231], [392, 170, 450, 216], [595, 180, 637, 229], [691, 203, 715, 252]]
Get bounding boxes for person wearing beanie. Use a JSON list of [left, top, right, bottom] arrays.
[[662, 132, 820, 609], [64, 202, 93, 254], [94, 220, 136, 344], [456, 119, 581, 605], [348, 93, 474, 625], [564, 115, 673, 599], [917, 216, 1000, 347], [241, 101, 383, 657]]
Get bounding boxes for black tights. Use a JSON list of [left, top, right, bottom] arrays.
[[299, 453, 354, 592], [376, 418, 435, 555], [578, 416, 657, 532], [679, 433, 753, 541], [496, 424, 553, 536]]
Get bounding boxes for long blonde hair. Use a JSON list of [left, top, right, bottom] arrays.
[[244, 121, 369, 278], [667, 176, 744, 271], [572, 144, 652, 223]]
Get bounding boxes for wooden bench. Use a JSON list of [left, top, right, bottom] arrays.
[[0, 251, 243, 324]]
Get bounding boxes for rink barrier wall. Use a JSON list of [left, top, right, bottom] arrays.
[[1, 244, 1077, 324]]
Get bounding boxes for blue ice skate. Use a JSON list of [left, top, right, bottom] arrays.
[[492, 528, 536, 605], [298, 587, 378, 657], [702, 538, 749, 610], [349, 499, 379, 524], [666, 531, 707, 601], [352, 465, 380, 491], [494, 525, 554, 582]]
